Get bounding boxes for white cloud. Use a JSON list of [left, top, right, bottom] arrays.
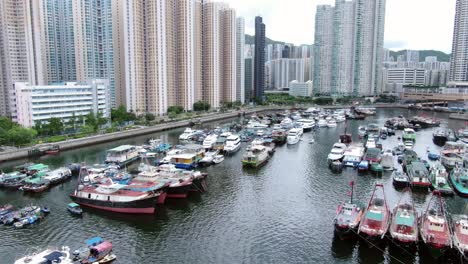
[[221, 0, 456, 52]]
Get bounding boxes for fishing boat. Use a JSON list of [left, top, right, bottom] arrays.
[[370, 163, 384, 176], [213, 132, 231, 151], [401, 150, 419, 172], [67, 202, 83, 216], [392, 171, 410, 188], [343, 144, 365, 167], [407, 161, 431, 191], [409, 116, 440, 128], [78, 238, 116, 264], [327, 143, 347, 163], [389, 188, 418, 247], [357, 160, 369, 171], [0, 172, 27, 189], [224, 134, 242, 154], [105, 145, 139, 168], [333, 181, 363, 240], [458, 128, 468, 144], [15, 247, 72, 264], [440, 141, 465, 170], [452, 214, 468, 260], [380, 150, 394, 170], [450, 167, 468, 197], [433, 128, 451, 146], [419, 191, 452, 259], [0, 204, 14, 217], [365, 137, 377, 149], [242, 145, 270, 168], [364, 148, 382, 164], [43, 167, 72, 185], [402, 128, 416, 142], [429, 163, 454, 196], [272, 129, 287, 145], [358, 184, 390, 244], [213, 155, 224, 164], [202, 134, 218, 149], [428, 152, 440, 161], [286, 128, 302, 145], [357, 126, 367, 138]]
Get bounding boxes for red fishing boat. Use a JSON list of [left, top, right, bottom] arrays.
[[452, 214, 468, 261], [389, 188, 418, 247], [419, 191, 452, 259], [333, 181, 364, 240], [358, 183, 390, 244]]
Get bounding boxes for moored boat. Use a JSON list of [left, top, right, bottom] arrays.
[[286, 128, 302, 145], [429, 163, 454, 196], [380, 149, 394, 170], [333, 181, 363, 239], [242, 145, 270, 168], [15, 247, 72, 264], [389, 188, 418, 247], [105, 145, 139, 168], [343, 144, 365, 167], [402, 128, 416, 142], [327, 143, 347, 163], [450, 166, 468, 197], [224, 134, 242, 154], [67, 202, 83, 216], [452, 214, 468, 261], [407, 161, 431, 191], [419, 191, 452, 259], [358, 184, 390, 244], [392, 170, 410, 188]]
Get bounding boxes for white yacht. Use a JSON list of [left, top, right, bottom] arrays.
[[327, 119, 337, 128], [179, 128, 196, 141], [202, 134, 218, 149], [280, 117, 293, 128], [287, 128, 302, 145], [297, 119, 315, 132], [317, 119, 327, 127], [381, 149, 394, 170], [246, 120, 269, 129], [213, 155, 225, 164], [335, 115, 346, 123], [199, 150, 219, 165], [327, 143, 347, 163], [224, 134, 242, 153], [15, 247, 72, 264]]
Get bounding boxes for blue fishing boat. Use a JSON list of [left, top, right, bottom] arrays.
[[358, 160, 369, 171], [67, 203, 83, 216], [428, 152, 440, 161]]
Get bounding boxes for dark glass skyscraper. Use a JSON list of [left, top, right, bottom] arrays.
[[254, 16, 265, 101]]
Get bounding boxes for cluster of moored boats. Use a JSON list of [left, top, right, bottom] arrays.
[[335, 183, 467, 260], [0, 204, 49, 228], [0, 163, 72, 192], [14, 236, 116, 264]]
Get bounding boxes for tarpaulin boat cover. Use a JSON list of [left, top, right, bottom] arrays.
[[43, 251, 63, 263]]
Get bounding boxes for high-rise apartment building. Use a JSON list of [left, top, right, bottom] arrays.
[[0, 0, 45, 117], [254, 16, 266, 100], [450, 0, 468, 82], [313, 5, 334, 95], [406, 50, 420, 63], [236, 17, 245, 103], [314, 0, 386, 96]]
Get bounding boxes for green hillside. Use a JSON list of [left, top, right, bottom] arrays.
[[389, 50, 451, 62], [245, 34, 285, 46]]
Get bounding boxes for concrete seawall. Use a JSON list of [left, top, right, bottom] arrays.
[[0, 104, 407, 162]]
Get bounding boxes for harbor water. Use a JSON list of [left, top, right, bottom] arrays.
[[0, 108, 467, 263]]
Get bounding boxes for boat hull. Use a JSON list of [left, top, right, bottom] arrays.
[[190, 174, 208, 192], [422, 242, 450, 259], [166, 184, 192, 199], [334, 224, 357, 240], [70, 194, 158, 214], [432, 136, 447, 146]]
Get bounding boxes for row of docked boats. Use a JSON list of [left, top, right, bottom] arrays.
[[334, 184, 468, 260], [15, 236, 116, 264], [0, 204, 49, 228], [0, 163, 72, 193]]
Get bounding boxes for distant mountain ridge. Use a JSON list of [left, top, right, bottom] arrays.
[[245, 34, 285, 46], [389, 50, 451, 62]]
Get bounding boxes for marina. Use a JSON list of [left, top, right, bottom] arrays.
[[0, 108, 467, 263]]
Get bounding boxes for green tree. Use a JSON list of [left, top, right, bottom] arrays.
[[48, 117, 64, 135], [145, 113, 155, 122], [33, 120, 44, 136], [96, 111, 108, 129], [168, 111, 177, 120], [0, 116, 15, 130], [7, 127, 37, 146], [77, 114, 85, 127], [167, 106, 184, 114], [0, 127, 7, 145], [67, 112, 77, 130], [193, 101, 210, 111], [86, 112, 97, 131]]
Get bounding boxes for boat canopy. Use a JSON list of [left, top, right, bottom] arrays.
[[107, 145, 136, 153], [396, 212, 414, 227], [366, 210, 383, 221], [43, 251, 64, 263], [90, 240, 112, 254], [68, 203, 80, 208], [86, 237, 104, 247], [27, 163, 48, 171]]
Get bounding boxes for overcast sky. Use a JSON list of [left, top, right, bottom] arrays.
[[222, 0, 456, 52]]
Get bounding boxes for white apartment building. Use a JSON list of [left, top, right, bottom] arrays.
[[450, 0, 468, 82], [236, 17, 245, 103], [289, 80, 313, 97], [14, 80, 110, 128], [268, 59, 306, 90], [384, 68, 425, 86]]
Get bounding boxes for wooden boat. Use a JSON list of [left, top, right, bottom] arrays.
[[77, 237, 116, 264], [333, 181, 363, 240], [406, 161, 430, 191], [452, 214, 468, 261], [67, 202, 83, 216], [358, 184, 390, 244], [389, 188, 418, 246], [450, 167, 468, 197], [242, 145, 270, 168], [419, 191, 452, 259], [392, 171, 410, 188], [429, 163, 454, 196], [20, 181, 50, 193]]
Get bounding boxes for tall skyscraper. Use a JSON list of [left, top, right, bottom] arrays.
[[236, 17, 245, 103], [331, 0, 355, 95], [313, 0, 386, 96], [254, 16, 265, 100], [313, 5, 334, 95], [352, 0, 386, 95], [0, 0, 45, 117], [450, 0, 468, 82]]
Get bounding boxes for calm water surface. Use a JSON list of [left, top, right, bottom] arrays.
[[0, 109, 467, 264]]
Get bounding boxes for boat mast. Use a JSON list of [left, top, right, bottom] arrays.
[[349, 181, 354, 204]]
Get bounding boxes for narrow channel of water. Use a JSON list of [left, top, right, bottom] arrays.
[[0, 108, 466, 263]]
